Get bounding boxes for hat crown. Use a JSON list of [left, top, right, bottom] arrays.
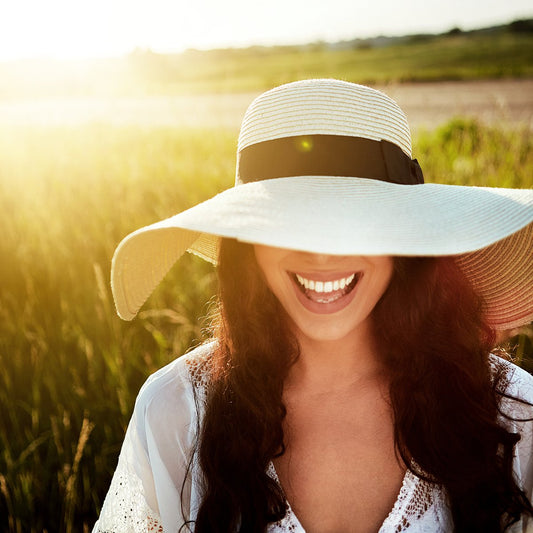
[[238, 79, 412, 157]]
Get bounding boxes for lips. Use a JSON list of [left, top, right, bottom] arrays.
[[289, 270, 362, 313]]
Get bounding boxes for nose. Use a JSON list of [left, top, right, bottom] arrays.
[[311, 253, 333, 264], [299, 252, 343, 266]]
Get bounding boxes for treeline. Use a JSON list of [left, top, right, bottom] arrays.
[[0, 18, 532, 98]]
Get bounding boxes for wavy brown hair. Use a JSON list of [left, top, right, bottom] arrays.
[[189, 238, 533, 532]]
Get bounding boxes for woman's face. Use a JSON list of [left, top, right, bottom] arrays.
[[253, 245, 394, 345]]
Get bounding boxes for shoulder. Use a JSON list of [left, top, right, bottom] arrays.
[[99, 343, 217, 530], [132, 341, 216, 441], [137, 341, 214, 404], [492, 355, 533, 403], [491, 355, 533, 434], [492, 356, 533, 499]]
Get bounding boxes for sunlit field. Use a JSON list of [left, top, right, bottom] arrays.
[[1, 28, 532, 99], [1, 15, 532, 533], [0, 118, 531, 531]]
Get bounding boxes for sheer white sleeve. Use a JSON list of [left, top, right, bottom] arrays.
[[498, 359, 533, 533], [93, 345, 211, 533]]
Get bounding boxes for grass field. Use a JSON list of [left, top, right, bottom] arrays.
[[0, 119, 532, 531], [1, 28, 533, 98], [161, 30, 533, 93]]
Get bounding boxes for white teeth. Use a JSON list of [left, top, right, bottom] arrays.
[[294, 273, 357, 293]]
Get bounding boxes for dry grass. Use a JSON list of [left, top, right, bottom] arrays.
[[0, 120, 531, 531]]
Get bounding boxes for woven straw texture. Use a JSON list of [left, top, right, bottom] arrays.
[[238, 79, 412, 157], [111, 79, 533, 328]]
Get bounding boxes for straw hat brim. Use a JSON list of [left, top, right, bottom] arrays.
[[111, 176, 533, 328]]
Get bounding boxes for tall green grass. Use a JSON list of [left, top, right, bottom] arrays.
[[0, 119, 531, 531]]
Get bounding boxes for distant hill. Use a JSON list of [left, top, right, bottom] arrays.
[[325, 17, 533, 51], [1, 18, 532, 98]]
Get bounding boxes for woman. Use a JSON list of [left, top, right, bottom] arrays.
[[94, 79, 533, 532]]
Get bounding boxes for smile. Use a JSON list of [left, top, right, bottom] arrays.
[[291, 272, 361, 304]]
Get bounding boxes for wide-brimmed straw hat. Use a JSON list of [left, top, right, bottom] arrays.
[[111, 79, 533, 329]]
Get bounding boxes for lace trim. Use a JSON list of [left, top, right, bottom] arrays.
[[267, 463, 303, 532], [380, 467, 440, 533], [184, 345, 214, 401], [93, 457, 163, 532]]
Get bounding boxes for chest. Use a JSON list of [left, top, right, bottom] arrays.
[[274, 389, 405, 533]]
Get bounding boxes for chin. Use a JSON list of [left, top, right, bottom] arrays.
[[292, 315, 372, 345]]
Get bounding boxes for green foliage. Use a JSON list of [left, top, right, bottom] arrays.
[[414, 118, 533, 188], [0, 122, 531, 531], [0, 125, 233, 532], [78, 32, 533, 93], [1, 29, 532, 98]]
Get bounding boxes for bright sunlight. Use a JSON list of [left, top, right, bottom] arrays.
[[0, 0, 531, 60]]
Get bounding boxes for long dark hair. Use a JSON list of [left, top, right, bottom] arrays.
[[371, 256, 533, 532], [189, 239, 533, 532]]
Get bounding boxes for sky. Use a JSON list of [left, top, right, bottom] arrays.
[[0, 0, 532, 61]]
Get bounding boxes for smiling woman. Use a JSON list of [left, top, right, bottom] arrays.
[[93, 79, 533, 532], [253, 246, 393, 343]]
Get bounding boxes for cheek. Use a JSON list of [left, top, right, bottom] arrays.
[[253, 245, 276, 273], [263, 270, 291, 309], [254, 252, 273, 288], [362, 259, 394, 310], [253, 246, 288, 289], [379, 259, 395, 292], [258, 270, 278, 299]]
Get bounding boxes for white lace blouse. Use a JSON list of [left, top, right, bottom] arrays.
[[93, 342, 533, 533]]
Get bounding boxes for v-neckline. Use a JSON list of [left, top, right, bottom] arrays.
[[266, 461, 422, 532]]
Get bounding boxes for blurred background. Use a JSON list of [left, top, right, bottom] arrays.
[[1, 0, 532, 531]]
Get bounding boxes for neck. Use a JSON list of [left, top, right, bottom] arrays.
[[288, 319, 385, 393]]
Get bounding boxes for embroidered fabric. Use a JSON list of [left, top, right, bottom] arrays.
[[185, 346, 213, 402], [93, 343, 533, 533], [267, 460, 450, 533], [379, 469, 450, 533], [93, 452, 164, 533]]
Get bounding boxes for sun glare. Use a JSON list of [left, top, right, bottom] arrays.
[[1, 0, 532, 61], [0, 0, 137, 60], [0, 0, 221, 61]]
